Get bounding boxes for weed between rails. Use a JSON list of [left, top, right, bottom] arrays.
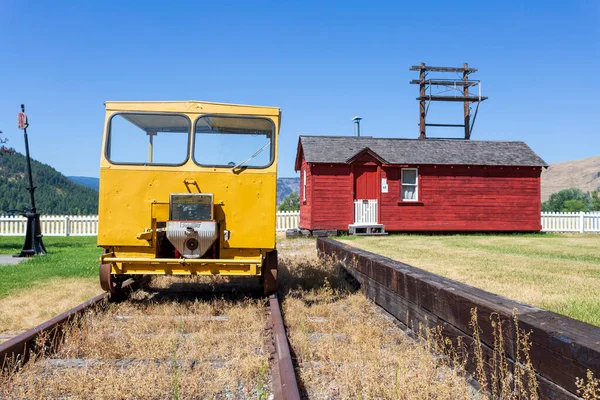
[[256, 358, 269, 400], [576, 369, 600, 400], [171, 319, 185, 400], [469, 308, 539, 400]]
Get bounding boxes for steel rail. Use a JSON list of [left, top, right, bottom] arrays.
[[269, 294, 301, 400], [0, 277, 146, 369]]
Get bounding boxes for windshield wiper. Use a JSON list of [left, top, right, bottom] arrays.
[[231, 141, 270, 171]]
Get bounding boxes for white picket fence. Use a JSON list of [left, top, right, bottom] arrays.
[[276, 211, 300, 232], [0, 215, 99, 236], [1, 211, 598, 236], [541, 212, 600, 233], [0, 212, 301, 236]]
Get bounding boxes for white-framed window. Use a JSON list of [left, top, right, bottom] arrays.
[[303, 168, 307, 202], [401, 168, 418, 201]]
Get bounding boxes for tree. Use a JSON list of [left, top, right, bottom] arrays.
[[591, 191, 600, 212], [562, 199, 587, 212], [0, 129, 12, 155], [542, 188, 591, 212], [278, 192, 300, 212]]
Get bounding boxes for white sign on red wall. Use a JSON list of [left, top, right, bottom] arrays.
[[381, 178, 388, 193]]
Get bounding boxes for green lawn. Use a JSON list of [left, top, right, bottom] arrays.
[[338, 233, 600, 326], [0, 236, 101, 298]]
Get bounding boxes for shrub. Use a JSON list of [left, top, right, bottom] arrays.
[[278, 192, 299, 212], [542, 188, 591, 212]]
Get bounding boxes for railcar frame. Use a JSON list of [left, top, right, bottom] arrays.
[[98, 101, 280, 295]]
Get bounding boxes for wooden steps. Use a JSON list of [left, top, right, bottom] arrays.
[[348, 224, 387, 236]]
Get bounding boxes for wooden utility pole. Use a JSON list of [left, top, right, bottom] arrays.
[[410, 63, 487, 140], [419, 62, 426, 140], [463, 63, 471, 140]]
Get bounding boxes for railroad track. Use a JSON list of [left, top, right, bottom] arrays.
[[0, 278, 301, 400], [5, 236, 556, 399]]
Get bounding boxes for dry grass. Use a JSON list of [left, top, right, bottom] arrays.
[[0, 278, 270, 399], [278, 238, 478, 399], [0, 236, 102, 341], [338, 234, 600, 326], [1, 235, 550, 399], [576, 369, 600, 400], [0, 277, 100, 339]]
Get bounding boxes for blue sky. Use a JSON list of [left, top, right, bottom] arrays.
[[0, 1, 598, 178]]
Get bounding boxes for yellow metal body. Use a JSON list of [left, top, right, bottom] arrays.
[[98, 101, 280, 277]]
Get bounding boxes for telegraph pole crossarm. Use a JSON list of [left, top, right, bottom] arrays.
[[410, 63, 487, 140]]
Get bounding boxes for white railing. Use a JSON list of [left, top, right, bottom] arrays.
[[541, 212, 600, 233], [0, 213, 302, 236], [276, 211, 300, 232], [354, 199, 378, 225], [0, 215, 99, 236]]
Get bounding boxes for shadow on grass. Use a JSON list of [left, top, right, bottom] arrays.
[[0, 237, 98, 255], [125, 252, 361, 307], [127, 276, 266, 305], [0, 242, 21, 252], [36, 238, 97, 249], [277, 254, 359, 306]]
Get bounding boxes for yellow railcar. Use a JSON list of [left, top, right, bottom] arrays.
[[98, 101, 280, 295]]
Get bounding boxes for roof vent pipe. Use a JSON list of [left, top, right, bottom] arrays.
[[352, 116, 362, 137]]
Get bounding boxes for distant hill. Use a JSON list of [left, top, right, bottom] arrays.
[[277, 177, 300, 204], [67, 176, 99, 191], [0, 152, 98, 215], [541, 155, 600, 201]]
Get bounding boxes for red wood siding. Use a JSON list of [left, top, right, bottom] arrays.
[[310, 164, 353, 230], [299, 157, 312, 229], [300, 156, 542, 232], [381, 165, 542, 231]]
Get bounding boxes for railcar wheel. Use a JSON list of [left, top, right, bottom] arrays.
[[99, 263, 122, 295], [263, 250, 278, 296]]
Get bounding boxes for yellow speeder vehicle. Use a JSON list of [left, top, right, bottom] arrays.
[[98, 101, 279, 296]]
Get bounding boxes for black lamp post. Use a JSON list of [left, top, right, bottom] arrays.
[[15, 104, 46, 257]]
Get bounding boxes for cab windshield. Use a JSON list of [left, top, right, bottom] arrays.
[[193, 116, 274, 168], [107, 113, 190, 165]]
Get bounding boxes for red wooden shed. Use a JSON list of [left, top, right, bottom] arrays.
[[294, 136, 547, 233]]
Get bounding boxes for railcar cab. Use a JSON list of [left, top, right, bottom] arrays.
[[98, 101, 280, 296]]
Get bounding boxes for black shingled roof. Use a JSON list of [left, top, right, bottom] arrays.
[[296, 136, 547, 169]]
